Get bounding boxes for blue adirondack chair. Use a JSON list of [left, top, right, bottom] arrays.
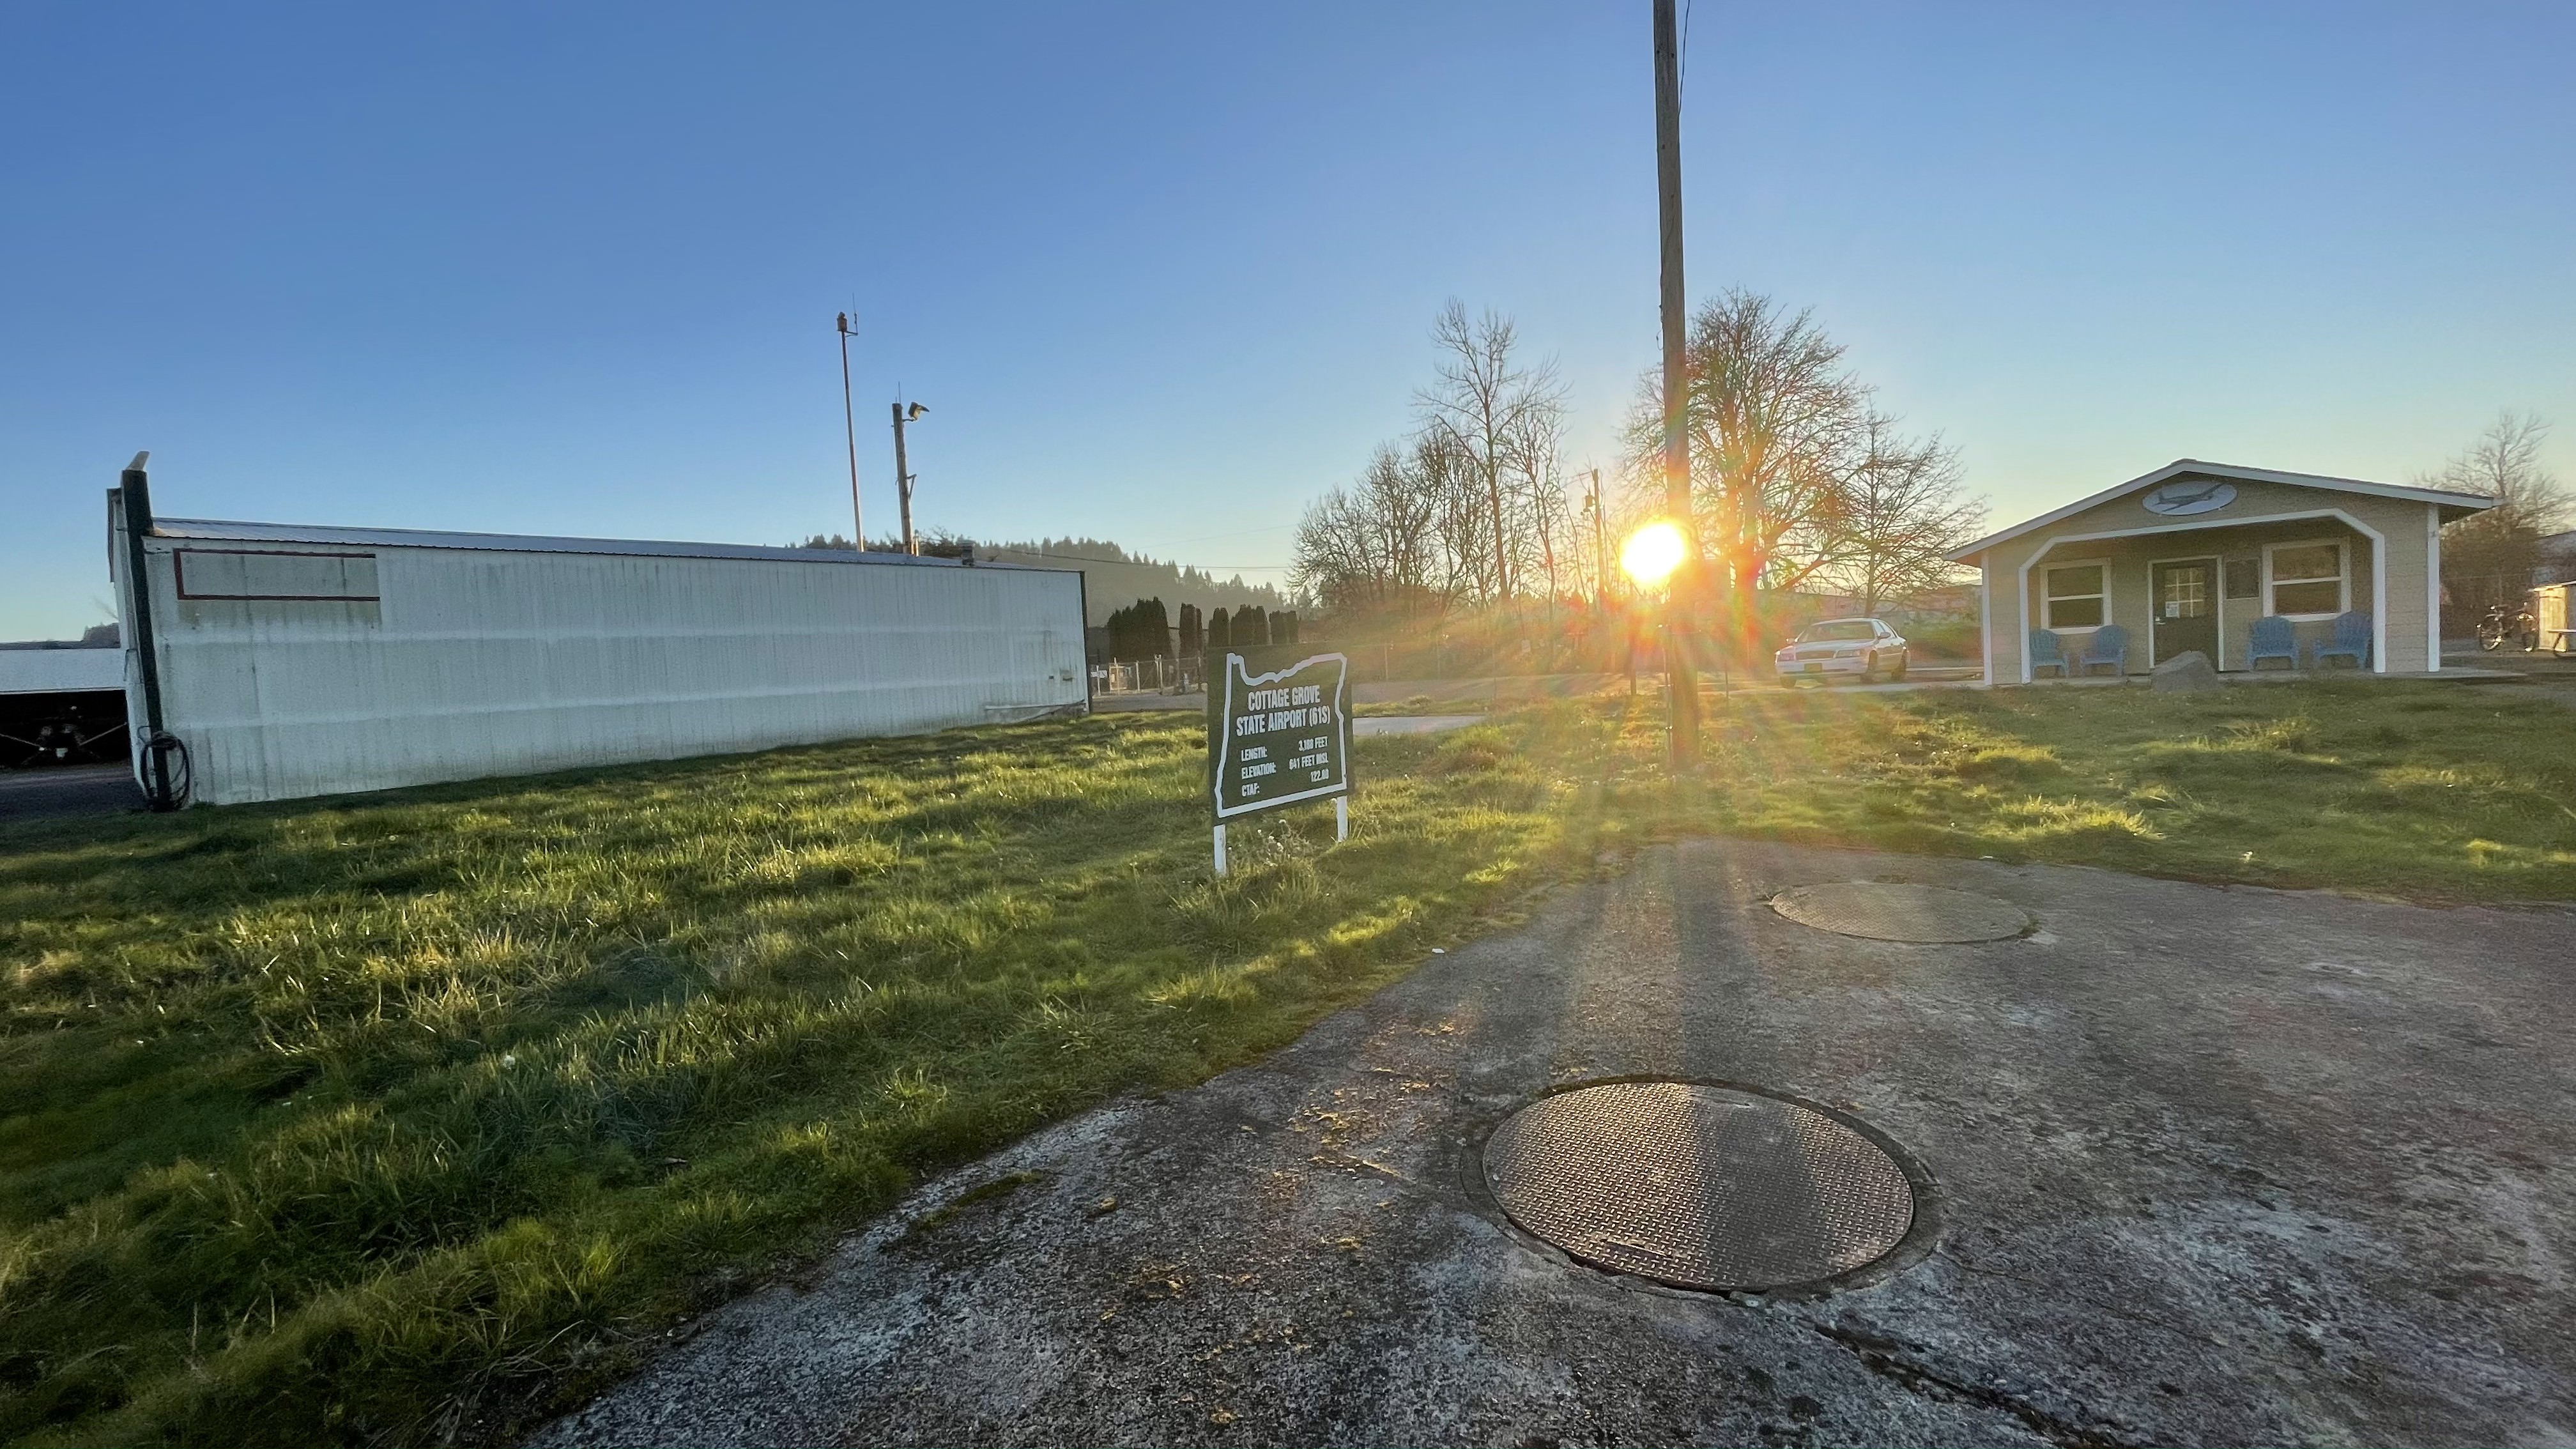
[[2028, 629, 2069, 677], [2312, 610, 2372, 670], [2248, 615, 2300, 670], [2077, 624, 2129, 676]]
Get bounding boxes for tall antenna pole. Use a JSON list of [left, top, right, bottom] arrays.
[[837, 313, 863, 550], [1653, 0, 1701, 764]]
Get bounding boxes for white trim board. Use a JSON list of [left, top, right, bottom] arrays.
[[2012, 508, 2388, 682], [1953, 459, 2492, 562], [1978, 565, 1995, 687], [2425, 505, 2443, 674]]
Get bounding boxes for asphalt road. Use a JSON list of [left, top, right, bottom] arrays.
[[540, 841, 2576, 1448], [0, 763, 140, 822]]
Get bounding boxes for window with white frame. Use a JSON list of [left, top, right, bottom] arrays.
[[2042, 562, 2108, 629], [2265, 540, 2347, 619]]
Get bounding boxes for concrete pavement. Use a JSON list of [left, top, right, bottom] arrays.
[[540, 840, 2576, 1448]]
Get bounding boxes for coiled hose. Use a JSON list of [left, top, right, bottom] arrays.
[[138, 730, 192, 811]]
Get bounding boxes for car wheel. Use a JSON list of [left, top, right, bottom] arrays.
[[1890, 652, 1908, 682]]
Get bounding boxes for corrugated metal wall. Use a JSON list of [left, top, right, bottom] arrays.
[[115, 512, 1085, 805], [0, 647, 124, 696]]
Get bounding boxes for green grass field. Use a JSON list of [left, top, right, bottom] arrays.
[[3, 680, 2570, 1445]]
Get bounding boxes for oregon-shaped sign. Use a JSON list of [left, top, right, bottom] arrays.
[[1208, 645, 1352, 820]]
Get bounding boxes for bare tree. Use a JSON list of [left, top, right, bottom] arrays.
[[1621, 289, 1974, 630], [1417, 301, 1567, 603], [1505, 392, 1575, 601], [1424, 427, 1502, 603], [1292, 440, 1448, 619], [1623, 291, 1864, 611], [1297, 303, 1586, 622], [2425, 411, 2570, 622], [1290, 490, 1374, 612], [1814, 417, 1982, 613]]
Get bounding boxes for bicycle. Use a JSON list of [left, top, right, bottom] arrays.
[[2475, 602, 2537, 652]]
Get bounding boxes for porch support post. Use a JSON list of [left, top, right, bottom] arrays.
[[2425, 504, 2442, 673], [1979, 564, 1994, 687], [2372, 524, 2388, 673], [2016, 552, 2035, 683]]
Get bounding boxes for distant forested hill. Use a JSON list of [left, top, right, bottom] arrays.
[[981, 538, 1282, 626], [792, 533, 1283, 626]]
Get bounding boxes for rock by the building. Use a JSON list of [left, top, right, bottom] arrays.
[[2151, 650, 2222, 692]]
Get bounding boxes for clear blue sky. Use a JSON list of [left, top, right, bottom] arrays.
[[4, 1, 2570, 638]]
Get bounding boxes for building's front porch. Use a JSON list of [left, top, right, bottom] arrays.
[[2011, 664, 2518, 687], [2017, 516, 2386, 680], [1956, 461, 2487, 686]]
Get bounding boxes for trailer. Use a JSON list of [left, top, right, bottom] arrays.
[[107, 463, 1088, 807]]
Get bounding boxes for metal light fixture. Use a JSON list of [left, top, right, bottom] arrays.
[[892, 399, 929, 555]]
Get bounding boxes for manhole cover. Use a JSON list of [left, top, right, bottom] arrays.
[[1482, 1081, 1919, 1292], [1770, 881, 2030, 942]]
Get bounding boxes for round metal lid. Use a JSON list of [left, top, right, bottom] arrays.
[[1769, 881, 2031, 942], [1483, 1080, 1919, 1293]]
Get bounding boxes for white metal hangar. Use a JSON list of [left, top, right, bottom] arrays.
[[107, 463, 1087, 807]]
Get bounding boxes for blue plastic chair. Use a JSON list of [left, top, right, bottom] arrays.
[[2248, 615, 2300, 670], [2028, 629, 2069, 677], [2077, 624, 2129, 676], [2312, 610, 2372, 670]]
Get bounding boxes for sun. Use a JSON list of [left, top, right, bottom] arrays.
[[1620, 521, 1688, 590]]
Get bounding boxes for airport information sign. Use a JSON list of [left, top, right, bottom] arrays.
[[1207, 645, 1351, 822]]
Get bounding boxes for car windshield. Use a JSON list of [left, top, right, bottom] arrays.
[[1797, 620, 1878, 642]]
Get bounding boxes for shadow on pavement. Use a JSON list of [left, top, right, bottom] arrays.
[[0, 763, 141, 824], [541, 839, 2576, 1448]]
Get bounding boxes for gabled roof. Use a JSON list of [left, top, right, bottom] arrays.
[[1948, 459, 2496, 562]]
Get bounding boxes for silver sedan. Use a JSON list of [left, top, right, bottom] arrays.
[[1774, 617, 1909, 684]]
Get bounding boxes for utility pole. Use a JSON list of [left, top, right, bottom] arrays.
[[890, 399, 926, 556], [1583, 467, 1609, 608], [836, 314, 865, 550], [1653, 0, 1701, 764]]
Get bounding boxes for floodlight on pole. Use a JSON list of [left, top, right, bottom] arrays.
[[891, 397, 928, 556]]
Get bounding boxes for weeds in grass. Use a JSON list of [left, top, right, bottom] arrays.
[[2216, 716, 2319, 753], [1, 680, 2570, 1445]]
